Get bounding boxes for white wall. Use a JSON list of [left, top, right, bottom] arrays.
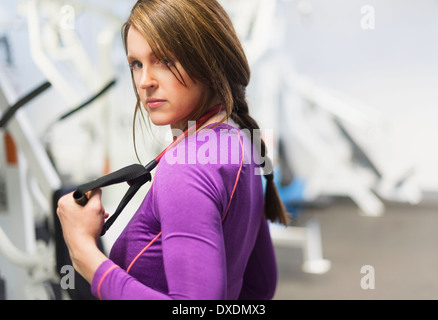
[[277, 0, 438, 193]]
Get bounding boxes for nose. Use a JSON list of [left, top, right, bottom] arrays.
[[139, 68, 158, 89]]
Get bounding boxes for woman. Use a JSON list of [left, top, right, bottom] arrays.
[[57, 0, 288, 300]]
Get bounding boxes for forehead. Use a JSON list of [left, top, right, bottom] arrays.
[[126, 27, 154, 58]]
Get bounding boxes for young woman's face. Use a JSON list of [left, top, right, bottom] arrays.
[[127, 27, 207, 131]]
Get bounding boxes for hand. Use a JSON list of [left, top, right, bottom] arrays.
[[57, 188, 108, 247], [56, 189, 109, 282]]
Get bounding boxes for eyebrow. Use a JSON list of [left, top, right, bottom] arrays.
[[127, 52, 157, 61]]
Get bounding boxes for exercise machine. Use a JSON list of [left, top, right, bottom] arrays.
[[0, 0, 125, 299]]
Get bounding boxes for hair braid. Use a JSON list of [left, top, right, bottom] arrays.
[[230, 89, 289, 225]]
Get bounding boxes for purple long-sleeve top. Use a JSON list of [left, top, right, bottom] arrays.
[[90, 123, 278, 300]]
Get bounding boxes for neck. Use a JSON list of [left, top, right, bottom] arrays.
[[170, 104, 225, 133]]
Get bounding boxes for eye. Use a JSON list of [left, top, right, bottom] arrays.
[[129, 60, 143, 70], [156, 57, 172, 67]]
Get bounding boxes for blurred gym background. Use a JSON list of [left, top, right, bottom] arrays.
[[0, 0, 437, 300]]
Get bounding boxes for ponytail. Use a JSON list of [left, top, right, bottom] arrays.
[[230, 92, 289, 226]]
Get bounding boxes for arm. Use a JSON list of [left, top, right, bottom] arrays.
[[60, 162, 228, 300], [56, 189, 108, 284], [238, 217, 278, 300], [157, 168, 228, 299], [56, 189, 168, 299]]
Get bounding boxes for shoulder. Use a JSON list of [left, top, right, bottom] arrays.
[[160, 122, 250, 171], [150, 122, 263, 222], [152, 122, 253, 198]]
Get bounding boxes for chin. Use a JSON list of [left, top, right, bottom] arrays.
[[148, 113, 174, 127], [149, 117, 171, 127], [147, 108, 189, 130]]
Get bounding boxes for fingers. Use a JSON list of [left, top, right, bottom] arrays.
[[85, 189, 105, 214], [57, 191, 74, 213], [57, 189, 107, 220], [88, 188, 102, 202]]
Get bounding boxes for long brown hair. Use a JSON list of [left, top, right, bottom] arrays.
[[122, 0, 289, 225]]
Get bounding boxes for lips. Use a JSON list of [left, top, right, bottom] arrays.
[[146, 98, 167, 109]]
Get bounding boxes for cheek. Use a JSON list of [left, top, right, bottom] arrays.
[[176, 77, 206, 104], [176, 88, 204, 112], [131, 75, 141, 96], [165, 79, 194, 104], [134, 80, 146, 100], [135, 87, 145, 104]]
